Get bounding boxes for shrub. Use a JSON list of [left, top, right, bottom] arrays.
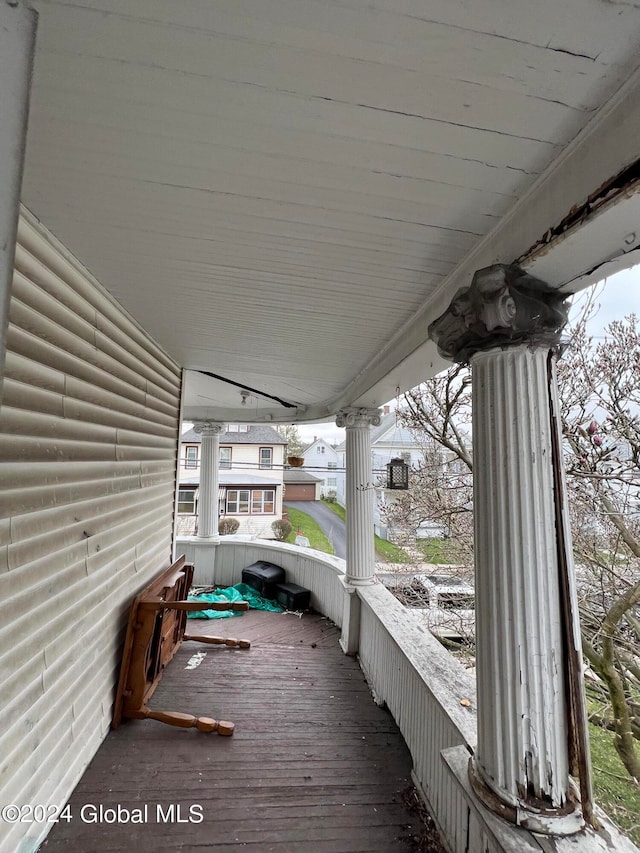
[[218, 517, 239, 535], [271, 518, 292, 541]]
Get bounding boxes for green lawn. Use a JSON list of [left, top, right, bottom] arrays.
[[322, 498, 345, 522], [589, 722, 640, 844], [374, 536, 411, 563], [285, 506, 334, 555], [320, 499, 411, 563], [416, 537, 468, 565]]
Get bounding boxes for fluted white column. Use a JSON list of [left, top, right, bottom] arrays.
[[336, 407, 381, 585], [472, 346, 578, 821], [429, 264, 588, 834], [193, 421, 225, 540]]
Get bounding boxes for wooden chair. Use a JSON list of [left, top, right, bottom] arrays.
[[112, 555, 250, 735]]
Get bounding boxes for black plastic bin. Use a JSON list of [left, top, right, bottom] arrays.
[[241, 560, 286, 599]]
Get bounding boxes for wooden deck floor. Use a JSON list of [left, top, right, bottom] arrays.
[[41, 610, 427, 852]]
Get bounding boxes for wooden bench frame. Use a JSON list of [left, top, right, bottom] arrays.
[[112, 555, 250, 735]]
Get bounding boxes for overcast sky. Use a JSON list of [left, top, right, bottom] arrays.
[[298, 263, 640, 447]]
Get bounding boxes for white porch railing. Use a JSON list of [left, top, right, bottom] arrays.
[[176, 535, 346, 627], [357, 583, 477, 849], [175, 536, 638, 853]]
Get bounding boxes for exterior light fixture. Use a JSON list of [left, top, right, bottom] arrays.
[[386, 457, 409, 490]]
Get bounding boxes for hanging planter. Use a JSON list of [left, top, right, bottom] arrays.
[[386, 457, 409, 490], [287, 455, 304, 467]]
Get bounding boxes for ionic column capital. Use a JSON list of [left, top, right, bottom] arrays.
[[193, 421, 226, 437], [336, 407, 382, 429], [428, 264, 570, 362]]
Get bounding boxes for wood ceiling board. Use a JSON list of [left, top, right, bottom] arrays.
[[33, 11, 596, 145], [23, 169, 474, 259], [41, 0, 640, 75], [24, 153, 506, 237], [31, 46, 586, 153], [29, 116, 521, 214], [21, 0, 640, 417], [28, 78, 557, 181]]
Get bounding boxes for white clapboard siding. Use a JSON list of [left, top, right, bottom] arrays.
[[0, 209, 181, 853]]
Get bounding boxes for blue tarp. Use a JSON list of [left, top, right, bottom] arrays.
[[187, 583, 283, 618]]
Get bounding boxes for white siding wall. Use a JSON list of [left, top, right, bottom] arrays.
[[220, 442, 286, 470], [0, 211, 182, 853], [226, 512, 281, 537]]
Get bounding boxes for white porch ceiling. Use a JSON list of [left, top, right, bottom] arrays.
[[20, 0, 640, 423]]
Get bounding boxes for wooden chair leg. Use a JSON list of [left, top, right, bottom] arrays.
[[184, 634, 251, 649], [127, 707, 235, 735]]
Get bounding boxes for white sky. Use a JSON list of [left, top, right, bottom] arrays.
[[299, 263, 640, 447]]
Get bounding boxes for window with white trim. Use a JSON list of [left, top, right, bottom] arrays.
[[220, 447, 232, 469], [226, 489, 275, 514], [259, 447, 273, 469], [178, 488, 197, 514], [251, 489, 275, 513], [184, 445, 199, 469], [328, 461, 337, 469], [227, 424, 250, 432], [327, 478, 337, 487], [226, 489, 250, 514]]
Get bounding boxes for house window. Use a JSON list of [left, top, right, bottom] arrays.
[[226, 489, 275, 514], [328, 461, 337, 469], [251, 489, 275, 513], [259, 447, 273, 469], [178, 488, 196, 514], [184, 445, 199, 469], [226, 489, 250, 514], [220, 447, 232, 469], [227, 424, 250, 432], [327, 478, 337, 487], [317, 445, 325, 454]]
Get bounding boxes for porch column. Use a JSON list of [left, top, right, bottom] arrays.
[[0, 2, 36, 394], [337, 407, 382, 584], [193, 421, 225, 540], [429, 265, 589, 834], [335, 407, 381, 655]]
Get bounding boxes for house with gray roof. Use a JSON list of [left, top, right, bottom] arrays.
[[178, 424, 287, 536]]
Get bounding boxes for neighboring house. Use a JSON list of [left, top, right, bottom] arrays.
[[178, 424, 287, 537], [335, 407, 426, 539], [283, 468, 323, 501], [300, 437, 339, 498]]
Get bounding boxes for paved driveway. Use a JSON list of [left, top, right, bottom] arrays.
[[284, 500, 346, 559]]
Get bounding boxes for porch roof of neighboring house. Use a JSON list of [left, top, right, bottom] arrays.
[[180, 473, 283, 487], [283, 469, 323, 484], [17, 1, 640, 429]]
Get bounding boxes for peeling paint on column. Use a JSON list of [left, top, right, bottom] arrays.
[[470, 344, 584, 834]]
